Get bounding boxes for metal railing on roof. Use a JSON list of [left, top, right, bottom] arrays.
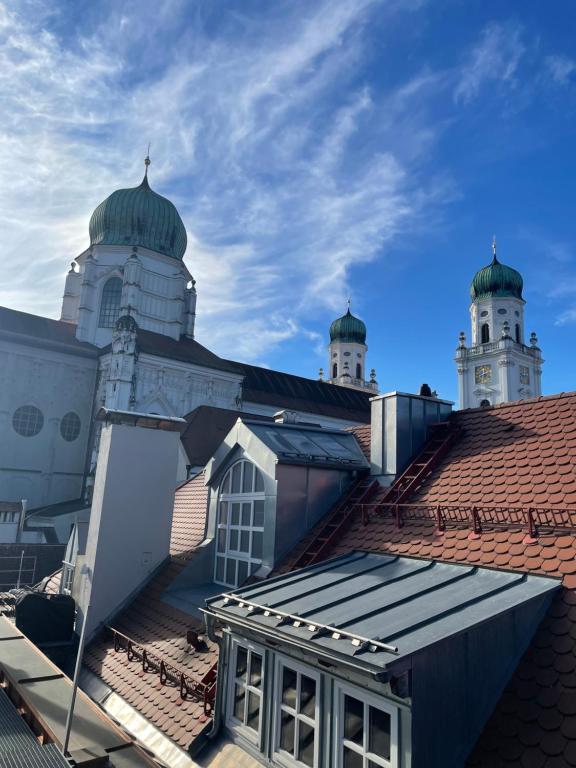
[[357, 502, 576, 541], [106, 626, 217, 714], [218, 593, 399, 656]]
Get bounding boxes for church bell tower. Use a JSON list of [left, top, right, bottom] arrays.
[[455, 239, 543, 409], [325, 303, 378, 392]]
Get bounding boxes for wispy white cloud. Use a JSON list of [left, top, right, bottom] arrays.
[[555, 308, 576, 326], [545, 54, 576, 85], [1, 0, 452, 362], [454, 22, 525, 104]]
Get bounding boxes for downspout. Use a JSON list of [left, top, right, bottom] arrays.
[[203, 612, 226, 742]]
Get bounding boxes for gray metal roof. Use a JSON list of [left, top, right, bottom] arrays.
[[0, 689, 69, 768], [206, 551, 560, 673], [245, 421, 370, 469]]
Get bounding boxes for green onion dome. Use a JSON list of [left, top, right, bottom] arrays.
[[470, 254, 523, 301], [89, 171, 187, 260], [329, 309, 367, 344]]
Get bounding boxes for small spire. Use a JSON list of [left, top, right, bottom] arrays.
[[144, 143, 151, 177], [492, 234, 498, 263], [347, 297, 351, 314]]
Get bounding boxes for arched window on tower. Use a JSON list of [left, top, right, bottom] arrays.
[[481, 323, 490, 344], [356, 363, 362, 380], [332, 363, 337, 379], [98, 277, 122, 328], [515, 323, 521, 343]]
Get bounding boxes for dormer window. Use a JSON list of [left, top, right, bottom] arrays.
[[214, 460, 265, 588]]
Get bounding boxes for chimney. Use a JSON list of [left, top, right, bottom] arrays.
[[370, 391, 453, 484], [77, 409, 185, 638]]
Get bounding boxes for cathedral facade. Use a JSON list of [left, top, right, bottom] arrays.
[[0, 162, 375, 510]]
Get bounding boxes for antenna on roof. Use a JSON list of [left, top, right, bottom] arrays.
[[144, 143, 151, 177]]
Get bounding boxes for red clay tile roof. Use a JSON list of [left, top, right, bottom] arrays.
[[85, 472, 217, 750], [283, 392, 576, 768], [348, 423, 371, 460]]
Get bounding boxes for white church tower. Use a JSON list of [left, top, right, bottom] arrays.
[[455, 239, 543, 409], [325, 304, 378, 392]]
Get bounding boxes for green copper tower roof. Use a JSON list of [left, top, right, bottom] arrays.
[[470, 245, 523, 301], [330, 308, 367, 344], [88, 164, 187, 260]]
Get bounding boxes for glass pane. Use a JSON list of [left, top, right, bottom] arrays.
[[232, 464, 242, 493], [369, 706, 391, 760], [300, 675, 316, 718], [250, 652, 262, 688], [282, 667, 297, 708], [254, 468, 264, 493], [252, 531, 263, 559], [253, 499, 265, 527], [280, 711, 295, 755], [298, 721, 316, 767], [230, 529, 239, 551], [215, 556, 225, 583], [231, 503, 241, 525], [233, 684, 245, 721], [240, 530, 250, 553], [217, 529, 226, 552], [241, 502, 252, 526], [343, 747, 363, 768], [222, 472, 231, 494], [237, 559, 249, 585], [242, 462, 254, 493], [344, 695, 364, 745], [235, 647, 248, 680], [226, 558, 236, 586], [219, 501, 228, 525], [247, 691, 260, 732]]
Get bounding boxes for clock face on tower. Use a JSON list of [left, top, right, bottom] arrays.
[[475, 364, 492, 384]]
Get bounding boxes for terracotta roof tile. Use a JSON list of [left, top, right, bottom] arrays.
[[282, 392, 576, 768], [85, 472, 216, 752]]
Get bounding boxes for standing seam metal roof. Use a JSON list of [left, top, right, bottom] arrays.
[[206, 551, 559, 670]]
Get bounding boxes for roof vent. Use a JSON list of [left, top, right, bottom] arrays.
[[274, 410, 298, 424]]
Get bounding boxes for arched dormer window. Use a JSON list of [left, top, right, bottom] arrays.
[[481, 323, 490, 344], [214, 459, 265, 588], [98, 277, 122, 328], [515, 323, 521, 343], [332, 363, 337, 379]]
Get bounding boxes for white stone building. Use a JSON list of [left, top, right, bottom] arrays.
[[0, 161, 373, 511], [455, 242, 544, 409], [325, 305, 378, 393]]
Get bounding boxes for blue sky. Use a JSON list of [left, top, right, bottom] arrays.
[[1, 0, 575, 403]]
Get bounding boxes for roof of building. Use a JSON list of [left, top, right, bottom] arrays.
[[348, 422, 371, 460], [0, 617, 157, 766], [230, 360, 371, 423], [207, 550, 558, 672], [89, 169, 187, 260], [470, 252, 523, 301], [181, 407, 274, 467], [133, 328, 241, 375], [0, 306, 97, 354], [85, 473, 218, 751], [281, 391, 576, 767], [329, 308, 367, 344]]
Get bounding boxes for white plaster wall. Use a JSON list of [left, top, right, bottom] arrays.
[[328, 341, 367, 382], [470, 296, 525, 345], [0, 338, 97, 509], [72, 245, 192, 347], [79, 420, 180, 636]]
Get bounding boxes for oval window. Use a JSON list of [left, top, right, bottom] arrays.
[[498, 308, 507, 315], [13, 405, 44, 437], [480, 311, 488, 317], [60, 412, 81, 442]]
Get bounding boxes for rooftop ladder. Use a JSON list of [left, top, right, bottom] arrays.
[[373, 421, 462, 512], [290, 476, 380, 570]]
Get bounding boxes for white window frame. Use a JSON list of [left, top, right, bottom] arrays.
[[272, 655, 321, 768], [226, 637, 265, 746], [334, 680, 399, 768], [214, 459, 265, 588]]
